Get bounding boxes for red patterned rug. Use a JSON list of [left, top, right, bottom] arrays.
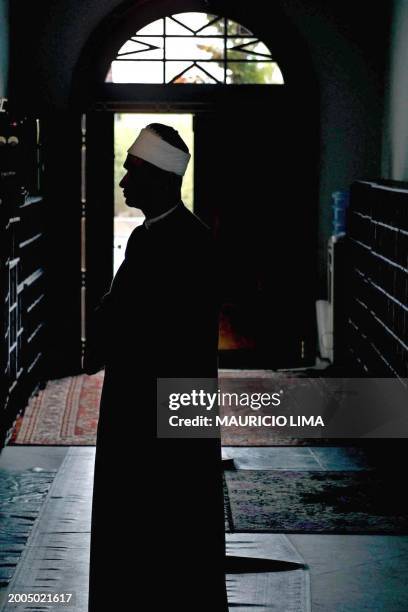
[[9, 369, 332, 446], [10, 373, 104, 445]]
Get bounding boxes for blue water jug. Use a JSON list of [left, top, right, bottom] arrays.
[[332, 190, 349, 235]]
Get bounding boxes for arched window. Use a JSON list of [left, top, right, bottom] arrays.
[[106, 12, 284, 85]]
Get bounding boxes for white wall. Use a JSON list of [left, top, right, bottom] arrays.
[[0, 0, 9, 97], [383, 0, 408, 180]]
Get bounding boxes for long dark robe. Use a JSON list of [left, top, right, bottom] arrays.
[[86, 202, 227, 611]]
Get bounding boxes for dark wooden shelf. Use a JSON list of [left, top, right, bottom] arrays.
[[1, 115, 46, 448], [345, 180, 408, 378]]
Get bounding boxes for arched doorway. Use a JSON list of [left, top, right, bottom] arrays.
[[75, 3, 319, 369]]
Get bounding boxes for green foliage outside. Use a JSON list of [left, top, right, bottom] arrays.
[[197, 18, 277, 85]]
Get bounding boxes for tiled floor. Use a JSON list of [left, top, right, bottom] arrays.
[[0, 447, 69, 610], [1, 445, 407, 611], [0, 446, 68, 472], [0, 448, 92, 612], [222, 446, 370, 470], [288, 534, 408, 611]]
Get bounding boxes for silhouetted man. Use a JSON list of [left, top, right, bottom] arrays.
[[85, 124, 227, 611]]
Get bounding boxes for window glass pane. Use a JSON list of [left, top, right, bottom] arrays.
[[226, 62, 276, 84], [171, 12, 216, 33], [249, 41, 273, 57], [166, 37, 224, 60], [105, 66, 113, 82], [165, 17, 191, 35], [227, 40, 272, 59], [117, 37, 163, 60], [271, 63, 285, 84], [196, 62, 224, 83], [111, 60, 163, 83], [117, 39, 137, 55], [165, 61, 191, 83], [198, 16, 225, 35], [137, 19, 163, 35], [106, 12, 285, 86], [227, 20, 253, 36], [227, 38, 273, 60], [172, 63, 218, 84]]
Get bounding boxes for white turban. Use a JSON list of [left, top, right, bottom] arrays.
[[127, 127, 191, 176]]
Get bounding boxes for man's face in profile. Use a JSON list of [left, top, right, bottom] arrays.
[[120, 151, 182, 219], [119, 154, 157, 211]]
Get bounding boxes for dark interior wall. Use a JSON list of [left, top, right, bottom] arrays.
[[278, 1, 390, 292], [9, 0, 124, 111], [9, 0, 390, 294], [0, 0, 9, 97]]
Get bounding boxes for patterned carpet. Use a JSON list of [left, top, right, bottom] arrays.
[[10, 370, 330, 446], [10, 375, 400, 535], [11, 374, 104, 445], [224, 469, 408, 533]]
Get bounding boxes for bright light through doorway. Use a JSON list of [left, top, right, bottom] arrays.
[[114, 113, 194, 273]]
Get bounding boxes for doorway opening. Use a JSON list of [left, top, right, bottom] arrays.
[[80, 7, 319, 371], [113, 112, 194, 273]]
